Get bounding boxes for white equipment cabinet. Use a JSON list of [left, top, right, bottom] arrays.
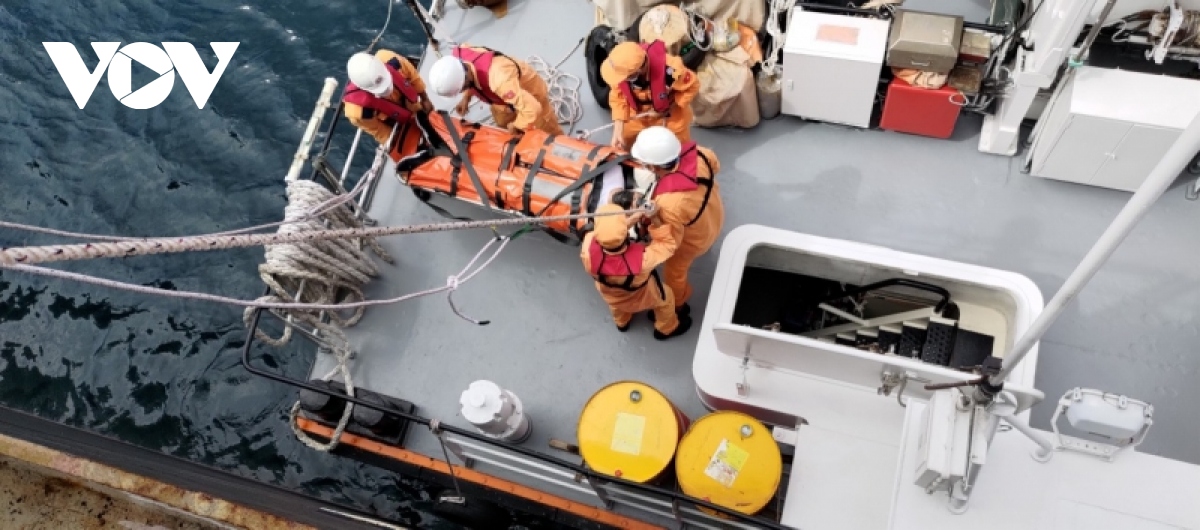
[[781, 8, 890, 128], [1030, 66, 1200, 191]]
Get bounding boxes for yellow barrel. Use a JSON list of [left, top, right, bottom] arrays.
[[675, 411, 782, 515], [577, 381, 690, 483]]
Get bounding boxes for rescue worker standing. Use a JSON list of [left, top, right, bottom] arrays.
[[600, 40, 699, 150], [428, 44, 564, 135], [343, 50, 435, 162], [629, 126, 724, 315], [581, 203, 692, 340]]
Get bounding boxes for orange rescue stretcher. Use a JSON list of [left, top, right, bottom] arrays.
[[394, 111, 640, 244]]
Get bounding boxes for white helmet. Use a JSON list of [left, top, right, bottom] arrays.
[[430, 55, 467, 97], [347, 53, 392, 97], [630, 126, 682, 166]]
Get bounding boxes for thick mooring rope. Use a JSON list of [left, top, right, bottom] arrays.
[[245, 178, 393, 348]]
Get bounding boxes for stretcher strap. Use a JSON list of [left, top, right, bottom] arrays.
[[534, 154, 630, 221], [685, 151, 715, 227], [447, 130, 475, 198], [571, 145, 608, 237], [439, 111, 493, 211], [411, 189, 474, 221], [522, 135, 558, 216], [498, 136, 521, 173]]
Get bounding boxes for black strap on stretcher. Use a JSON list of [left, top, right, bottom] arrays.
[[439, 111, 493, 211], [521, 134, 558, 216], [533, 153, 631, 221]]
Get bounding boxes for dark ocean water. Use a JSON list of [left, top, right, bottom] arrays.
[[0, 1, 476, 527]]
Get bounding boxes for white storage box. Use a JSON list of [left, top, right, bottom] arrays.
[[781, 9, 890, 128], [1030, 66, 1200, 191]]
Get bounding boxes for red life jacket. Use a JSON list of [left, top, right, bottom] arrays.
[[617, 40, 672, 114], [587, 239, 651, 291], [454, 46, 509, 106], [343, 58, 421, 124], [651, 142, 715, 227]]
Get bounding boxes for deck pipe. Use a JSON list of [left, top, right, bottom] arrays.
[[993, 108, 1200, 386]]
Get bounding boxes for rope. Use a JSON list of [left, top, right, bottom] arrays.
[[528, 38, 586, 133], [285, 235, 509, 451], [243, 179, 392, 347], [365, 0, 395, 53], [0, 154, 383, 244], [574, 111, 655, 140], [761, 0, 798, 77], [0, 207, 647, 267]]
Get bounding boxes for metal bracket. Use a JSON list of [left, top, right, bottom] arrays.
[[584, 475, 615, 510], [737, 349, 750, 396]]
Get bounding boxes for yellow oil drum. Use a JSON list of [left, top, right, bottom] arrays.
[[675, 411, 782, 515], [577, 381, 690, 483]]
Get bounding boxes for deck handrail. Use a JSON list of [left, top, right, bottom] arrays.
[[241, 307, 796, 529]]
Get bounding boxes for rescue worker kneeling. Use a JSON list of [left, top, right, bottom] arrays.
[[580, 203, 693, 340], [428, 44, 564, 136], [600, 40, 699, 150], [343, 50, 435, 162]]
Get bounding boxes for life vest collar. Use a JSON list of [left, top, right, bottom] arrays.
[[652, 142, 701, 196], [617, 40, 671, 114], [454, 46, 507, 106], [588, 239, 647, 290], [343, 59, 420, 123]]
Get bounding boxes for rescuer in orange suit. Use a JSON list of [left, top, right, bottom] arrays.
[[343, 50, 435, 162], [428, 44, 564, 136], [580, 203, 693, 340], [629, 126, 724, 315], [600, 40, 699, 150]]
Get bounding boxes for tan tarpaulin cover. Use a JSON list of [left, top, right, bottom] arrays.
[[692, 46, 759, 128], [594, 0, 679, 30], [691, 0, 766, 31]]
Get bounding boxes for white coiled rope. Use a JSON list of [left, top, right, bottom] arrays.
[[244, 178, 393, 348], [761, 0, 798, 77], [528, 37, 586, 133]]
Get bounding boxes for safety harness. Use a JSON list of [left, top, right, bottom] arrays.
[[343, 57, 421, 125], [617, 40, 673, 115], [587, 240, 665, 296], [649, 142, 715, 227], [454, 45, 519, 108]]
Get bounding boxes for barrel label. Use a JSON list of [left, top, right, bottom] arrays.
[[611, 412, 646, 456], [704, 439, 749, 488]]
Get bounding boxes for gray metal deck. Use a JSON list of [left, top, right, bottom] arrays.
[[314, 0, 1200, 478]]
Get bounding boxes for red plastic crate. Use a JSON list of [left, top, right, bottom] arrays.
[[880, 78, 962, 139]]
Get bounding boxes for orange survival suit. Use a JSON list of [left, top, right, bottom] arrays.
[[649, 142, 723, 309], [581, 204, 682, 335], [453, 44, 564, 135], [602, 40, 699, 149], [343, 50, 429, 163]]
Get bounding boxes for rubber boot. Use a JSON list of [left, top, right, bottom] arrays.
[[654, 315, 693, 341], [648, 303, 690, 322]]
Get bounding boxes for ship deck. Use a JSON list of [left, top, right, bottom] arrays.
[[309, 0, 1200, 510]]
